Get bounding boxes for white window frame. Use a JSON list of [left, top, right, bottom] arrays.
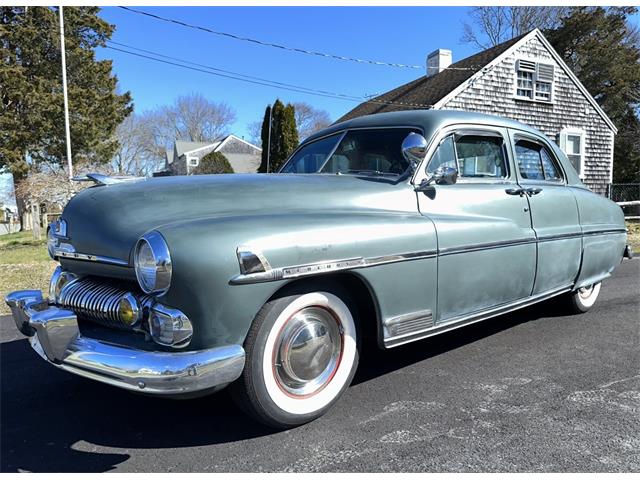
[[558, 128, 586, 179], [514, 59, 554, 103], [187, 155, 199, 167]]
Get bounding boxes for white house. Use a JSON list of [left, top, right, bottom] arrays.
[[163, 134, 262, 176], [339, 29, 617, 195]]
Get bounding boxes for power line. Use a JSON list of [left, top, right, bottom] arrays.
[[117, 6, 426, 70], [104, 42, 436, 109]]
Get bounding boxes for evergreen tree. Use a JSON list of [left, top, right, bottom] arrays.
[[545, 7, 640, 182], [258, 105, 272, 173], [0, 7, 132, 180], [193, 151, 234, 175], [258, 99, 299, 173]]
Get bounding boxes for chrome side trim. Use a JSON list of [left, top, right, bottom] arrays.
[[229, 229, 626, 286], [384, 284, 573, 348], [537, 232, 582, 242], [582, 228, 626, 237], [538, 229, 626, 243], [439, 237, 537, 256], [5, 290, 245, 395], [229, 250, 437, 285], [56, 248, 129, 266]]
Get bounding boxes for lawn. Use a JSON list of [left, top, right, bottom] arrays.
[[627, 220, 640, 251], [0, 231, 57, 315]]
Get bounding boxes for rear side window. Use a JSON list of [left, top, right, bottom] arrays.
[[515, 139, 563, 182], [426, 132, 508, 178]]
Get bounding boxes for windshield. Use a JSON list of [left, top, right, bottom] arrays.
[[280, 128, 421, 175]]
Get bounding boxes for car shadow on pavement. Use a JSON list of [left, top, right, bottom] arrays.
[[353, 297, 574, 386], [0, 298, 572, 473]]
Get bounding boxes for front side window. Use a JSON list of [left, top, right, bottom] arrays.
[[426, 132, 508, 179], [515, 139, 564, 182], [281, 128, 420, 175]]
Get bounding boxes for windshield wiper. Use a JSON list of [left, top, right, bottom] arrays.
[[346, 169, 397, 177]]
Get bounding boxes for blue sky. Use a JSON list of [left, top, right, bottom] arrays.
[[96, 6, 480, 140]]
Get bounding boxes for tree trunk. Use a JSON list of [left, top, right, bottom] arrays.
[[31, 203, 41, 240], [14, 177, 27, 232]]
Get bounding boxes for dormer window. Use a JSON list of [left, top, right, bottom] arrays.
[[515, 60, 554, 102]]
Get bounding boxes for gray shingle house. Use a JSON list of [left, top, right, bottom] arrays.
[[339, 29, 617, 195], [163, 134, 262, 176]]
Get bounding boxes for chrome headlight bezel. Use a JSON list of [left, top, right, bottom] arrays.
[[133, 231, 172, 295], [47, 219, 67, 259], [48, 265, 79, 303]]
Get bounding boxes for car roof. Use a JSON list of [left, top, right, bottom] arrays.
[[303, 109, 541, 144]]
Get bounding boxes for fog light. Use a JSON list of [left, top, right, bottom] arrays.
[[117, 293, 140, 327], [148, 304, 192, 348]]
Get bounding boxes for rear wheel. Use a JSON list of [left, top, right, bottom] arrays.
[[565, 282, 602, 313], [231, 287, 359, 428]]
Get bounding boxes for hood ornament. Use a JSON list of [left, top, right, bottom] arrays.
[[72, 173, 143, 187]]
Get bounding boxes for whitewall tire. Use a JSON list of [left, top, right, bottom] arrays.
[[231, 286, 359, 428], [566, 282, 602, 313]]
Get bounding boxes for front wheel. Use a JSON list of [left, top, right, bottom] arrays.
[[565, 282, 602, 313], [231, 288, 359, 428]]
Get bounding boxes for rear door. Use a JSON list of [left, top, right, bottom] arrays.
[[416, 125, 537, 323], [509, 130, 582, 294]]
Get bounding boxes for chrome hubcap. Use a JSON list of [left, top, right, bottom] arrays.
[[275, 306, 343, 397], [578, 285, 594, 299]]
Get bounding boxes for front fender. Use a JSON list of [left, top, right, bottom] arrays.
[[156, 211, 437, 350]]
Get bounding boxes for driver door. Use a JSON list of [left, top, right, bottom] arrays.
[[416, 126, 537, 323]]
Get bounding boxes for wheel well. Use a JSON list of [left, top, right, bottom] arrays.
[[269, 273, 381, 349]]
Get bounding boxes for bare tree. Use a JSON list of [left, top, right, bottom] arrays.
[[171, 93, 236, 142], [113, 114, 167, 176], [111, 94, 237, 176], [246, 120, 263, 146], [461, 7, 569, 49], [291, 102, 331, 141]]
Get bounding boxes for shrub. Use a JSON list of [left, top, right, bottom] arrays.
[[193, 151, 234, 174]]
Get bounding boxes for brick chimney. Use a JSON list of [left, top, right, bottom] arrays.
[[426, 49, 452, 77]]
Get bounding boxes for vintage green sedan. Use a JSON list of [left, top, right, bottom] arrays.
[[6, 110, 632, 428]]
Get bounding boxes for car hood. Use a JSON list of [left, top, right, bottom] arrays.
[[61, 173, 415, 263]]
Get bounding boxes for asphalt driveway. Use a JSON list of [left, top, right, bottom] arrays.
[[1, 259, 638, 472]]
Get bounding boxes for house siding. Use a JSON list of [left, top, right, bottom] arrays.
[[439, 35, 614, 195]]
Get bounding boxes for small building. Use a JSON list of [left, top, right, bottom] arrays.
[[339, 29, 617, 195], [163, 135, 262, 176]]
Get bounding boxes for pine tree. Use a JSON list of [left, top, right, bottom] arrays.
[[258, 105, 272, 173], [0, 7, 133, 180], [257, 100, 299, 173], [545, 7, 640, 182]]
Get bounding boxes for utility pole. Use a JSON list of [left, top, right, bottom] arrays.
[[59, 6, 73, 179], [266, 104, 272, 174]]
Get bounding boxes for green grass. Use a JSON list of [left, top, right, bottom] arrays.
[[0, 231, 57, 315], [627, 221, 640, 251]]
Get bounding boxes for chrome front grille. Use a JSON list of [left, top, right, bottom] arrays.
[[57, 276, 152, 330]]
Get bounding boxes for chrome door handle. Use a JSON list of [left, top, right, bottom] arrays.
[[505, 188, 525, 197], [526, 187, 543, 196]]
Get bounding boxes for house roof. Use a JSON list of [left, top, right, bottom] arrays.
[[337, 29, 616, 133], [338, 34, 526, 122], [175, 140, 220, 157]]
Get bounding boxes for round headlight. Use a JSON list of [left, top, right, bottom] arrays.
[[134, 231, 172, 295]]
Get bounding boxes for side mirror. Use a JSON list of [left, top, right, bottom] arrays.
[[401, 132, 428, 170], [415, 166, 458, 192]]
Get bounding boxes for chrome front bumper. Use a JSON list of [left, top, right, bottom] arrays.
[[5, 290, 245, 395]]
